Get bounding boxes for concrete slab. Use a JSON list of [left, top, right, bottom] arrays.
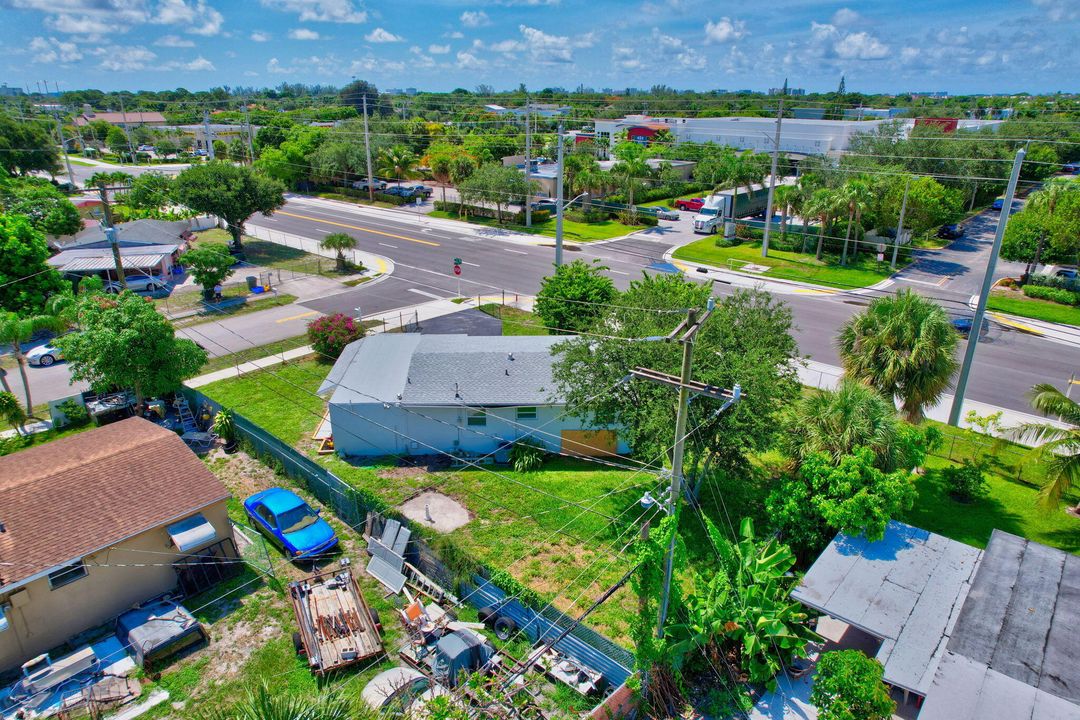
[[397, 491, 470, 533]]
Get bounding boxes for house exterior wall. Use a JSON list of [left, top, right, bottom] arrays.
[[329, 402, 628, 457], [0, 501, 234, 673]]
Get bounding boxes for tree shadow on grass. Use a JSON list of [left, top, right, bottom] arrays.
[[901, 468, 1028, 549]]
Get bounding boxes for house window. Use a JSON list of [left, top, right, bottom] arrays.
[[466, 409, 487, 427], [48, 560, 88, 589], [516, 407, 537, 421]]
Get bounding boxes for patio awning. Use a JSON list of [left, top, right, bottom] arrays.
[[791, 521, 982, 697], [52, 253, 169, 273], [166, 513, 217, 552]]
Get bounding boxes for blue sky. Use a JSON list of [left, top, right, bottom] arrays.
[[1, 0, 1078, 94]]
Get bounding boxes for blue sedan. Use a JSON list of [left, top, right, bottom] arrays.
[[243, 488, 338, 560]]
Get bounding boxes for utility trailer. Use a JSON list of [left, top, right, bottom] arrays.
[[289, 567, 383, 674]]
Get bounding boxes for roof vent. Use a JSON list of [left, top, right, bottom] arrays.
[[454, 382, 460, 398], [505, 369, 510, 376], [397, 393, 402, 400], [508, 352, 514, 360]]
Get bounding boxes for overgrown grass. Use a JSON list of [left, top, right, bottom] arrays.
[[478, 303, 549, 335], [987, 290, 1080, 326], [197, 335, 313, 374], [673, 237, 903, 290], [195, 229, 348, 278], [429, 210, 641, 242], [171, 293, 299, 328]]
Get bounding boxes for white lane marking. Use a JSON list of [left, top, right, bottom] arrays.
[[379, 242, 398, 248], [505, 248, 529, 255], [407, 288, 447, 300], [607, 269, 630, 276], [461, 261, 481, 267]]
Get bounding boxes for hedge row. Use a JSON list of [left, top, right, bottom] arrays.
[[1023, 284, 1080, 306], [1027, 273, 1080, 293]]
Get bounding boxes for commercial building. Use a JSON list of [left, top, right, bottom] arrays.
[[73, 106, 166, 128]]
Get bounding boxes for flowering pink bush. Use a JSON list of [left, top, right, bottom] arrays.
[[307, 313, 364, 359]]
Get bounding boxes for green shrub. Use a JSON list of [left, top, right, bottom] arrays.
[[1022, 283, 1079, 305], [509, 436, 547, 472], [487, 568, 543, 609], [306, 313, 365, 359], [637, 213, 658, 227], [810, 650, 896, 720], [1027, 273, 1080, 292], [56, 399, 89, 428], [373, 191, 406, 206], [943, 458, 990, 502], [565, 209, 610, 224], [716, 235, 740, 248]]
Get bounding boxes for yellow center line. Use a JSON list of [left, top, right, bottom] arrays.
[[276, 310, 318, 323], [987, 311, 1042, 335], [277, 210, 440, 247]]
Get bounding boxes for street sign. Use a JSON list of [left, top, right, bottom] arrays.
[[453, 265, 461, 276], [453, 257, 462, 265]]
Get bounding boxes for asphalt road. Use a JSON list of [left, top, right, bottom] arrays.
[[247, 198, 1080, 415]]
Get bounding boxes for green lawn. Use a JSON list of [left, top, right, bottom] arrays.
[[987, 290, 1080, 327], [0, 422, 96, 456], [478, 303, 549, 335], [673, 237, 902, 290], [429, 210, 642, 242], [197, 335, 312, 374], [310, 191, 398, 209], [67, 158, 97, 167], [173, 293, 298, 328], [195, 229, 351, 278]]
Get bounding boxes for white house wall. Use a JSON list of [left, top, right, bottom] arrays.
[[329, 402, 627, 457]]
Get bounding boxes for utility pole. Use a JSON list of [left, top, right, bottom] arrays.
[[555, 122, 565, 267], [524, 96, 532, 227], [202, 110, 215, 160], [631, 303, 742, 637], [53, 112, 75, 187], [948, 147, 1025, 426], [241, 101, 255, 165], [97, 183, 128, 290], [118, 96, 136, 162], [362, 94, 375, 202], [761, 79, 786, 258], [890, 177, 911, 270]]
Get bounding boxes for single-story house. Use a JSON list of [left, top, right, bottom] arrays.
[[792, 521, 1080, 718], [48, 219, 194, 281], [317, 334, 627, 458], [0, 418, 236, 673]]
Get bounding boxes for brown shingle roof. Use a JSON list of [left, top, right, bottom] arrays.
[[0, 417, 229, 589], [73, 111, 166, 125]]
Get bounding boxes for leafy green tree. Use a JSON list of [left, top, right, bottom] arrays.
[[0, 311, 66, 413], [253, 120, 293, 154], [308, 140, 367, 186], [106, 126, 131, 158], [319, 232, 355, 273], [425, 142, 476, 202], [0, 214, 67, 313], [58, 292, 207, 409], [0, 179, 81, 236], [0, 112, 60, 176], [552, 275, 800, 480], [786, 380, 903, 470], [1015, 383, 1080, 511], [457, 163, 532, 224], [0, 390, 26, 435], [86, 170, 133, 188], [810, 650, 896, 720], [767, 447, 917, 558], [174, 162, 285, 251], [838, 290, 959, 423], [155, 136, 179, 158], [338, 79, 380, 115], [182, 244, 236, 300], [609, 141, 652, 220], [1002, 178, 1080, 264], [124, 172, 173, 211], [670, 517, 820, 687], [253, 126, 326, 188], [534, 260, 615, 335]]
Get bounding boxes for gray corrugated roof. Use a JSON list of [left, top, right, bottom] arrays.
[[790, 520, 981, 695], [319, 334, 566, 407], [71, 219, 187, 248]]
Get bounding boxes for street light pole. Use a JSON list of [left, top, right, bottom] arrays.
[[555, 122, 565, 267], [524, 96, 532, 228], [98, 183, 128, 290], [761, 80, 786, 258], [362, 94, 375, 202], [53, 112, 75, 187], [890, 177, 911, 271], [948, 147, 1026, 426]]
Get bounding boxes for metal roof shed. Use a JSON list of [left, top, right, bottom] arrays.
[[790, 521, 982, 699]]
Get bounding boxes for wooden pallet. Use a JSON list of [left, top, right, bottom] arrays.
[[290, 568, 382, 674]]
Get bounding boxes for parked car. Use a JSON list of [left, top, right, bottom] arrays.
[[937, 224, 964, 240], [193, 149, 208, 157], [384, 186, 418, 198], [674, 197, 705, 211], [992, 197, 1004, 210], [1063, 161, 1080, 174], [137, 144, 155, 152], [353, 178, 388, 192], [655, 208, 681, 220], [104, 276, 167, 293], [1055, 266, 1079, 280], [26, 342, 64, 367], [399, 184, 433, 198], [952, 317, 989, 339], [244, 488, 338, 560], [529, 200, 558, 212]]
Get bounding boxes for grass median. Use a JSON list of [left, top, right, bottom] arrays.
[[987, 290, 1080, 327], [429, 210, 641, 242]]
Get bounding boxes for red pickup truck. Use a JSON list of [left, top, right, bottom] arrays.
[[674, 197, 705, 211]]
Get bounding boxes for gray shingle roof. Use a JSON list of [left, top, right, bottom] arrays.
[[319, 334, 566, 407]]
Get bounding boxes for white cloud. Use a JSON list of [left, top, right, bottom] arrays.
[[1033, 0, 1078, 21], [28, 36, 82, 63], [11, 0, 225, 37], [831, 7, 860, 26], [444, 30, 464, 39], [428, 43, 450, 54], [460, 10, 490, 27], [152, 0, 224, 36], [486, 38, 525, 53], [259, 0, 367, 23], [97, 45, 157, 71], [250, 31, 271, 42], [174, 55, 215, 70], [833, 30, 889, 59], [244, 70, 259, 76], [800, 21, 890, 62], [612, 46, 642, 71], [289, 28, 320, 40], [155, 34, 195, 47], [517, 24, 592, 64], [704, 17, 746, 43], [267, 57, 293, 73], [456, 50, 482, 69], [652, 28, 705, 69], [364, 27, 403, 42]]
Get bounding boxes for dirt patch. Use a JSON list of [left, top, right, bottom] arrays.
[[204, 449, 280, 499], [200, 616, 283, 679], [377, 465, 430, 480], [397, 490, 472, 533]]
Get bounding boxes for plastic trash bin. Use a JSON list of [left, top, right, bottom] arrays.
[[245, 276, 258, 290]]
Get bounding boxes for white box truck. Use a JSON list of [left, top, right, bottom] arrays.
[[692, 184, 775, 235]]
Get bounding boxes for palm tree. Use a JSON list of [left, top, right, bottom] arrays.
[[376, 145, 419, 182], [610, 152, 652, 222], [805, 188, 837, 260], [0, 311, 67, 416], [838, 290, 959, 423], [1015, 384, 1080, 512], [773, 184, 798, 241], [319, 232, 356, 273], [0, 390, 26, 436], [839, 178, 873, 265], [577, 164, 609, 212], [787, 379, 903, 470]]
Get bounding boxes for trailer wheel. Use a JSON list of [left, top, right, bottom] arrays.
[[494, 616, 517, 641], [369, 607, 382, 633], [710, 225, 717, 235], [478, 606, 498, 626], [292, 631, 305, 656]]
